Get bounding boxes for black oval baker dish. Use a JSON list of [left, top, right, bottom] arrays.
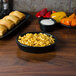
[[0, 11, 30, 39], [16, 32, 57, 53], [60, 23, 76, 29], [39, 17, 56, 32]]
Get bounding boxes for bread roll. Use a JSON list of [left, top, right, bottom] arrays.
[[9, 11, 26, 20], [0, 19, 14, 30], [3, 15, 20, 25], [0, 25, 7, 36]]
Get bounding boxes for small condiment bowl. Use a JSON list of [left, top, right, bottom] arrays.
[[16, 32, 57, 53], [39, 18, 56, 32]]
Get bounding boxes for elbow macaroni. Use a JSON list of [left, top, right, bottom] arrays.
[[18, 33, 55, 47]]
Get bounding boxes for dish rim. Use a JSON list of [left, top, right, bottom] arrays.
[[39, 17, 56, 26]]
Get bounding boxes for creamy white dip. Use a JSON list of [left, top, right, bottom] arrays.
[[40, 19, 55, 25]]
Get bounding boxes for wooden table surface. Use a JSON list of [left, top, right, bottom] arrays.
[[0, 16, 76, 76]]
